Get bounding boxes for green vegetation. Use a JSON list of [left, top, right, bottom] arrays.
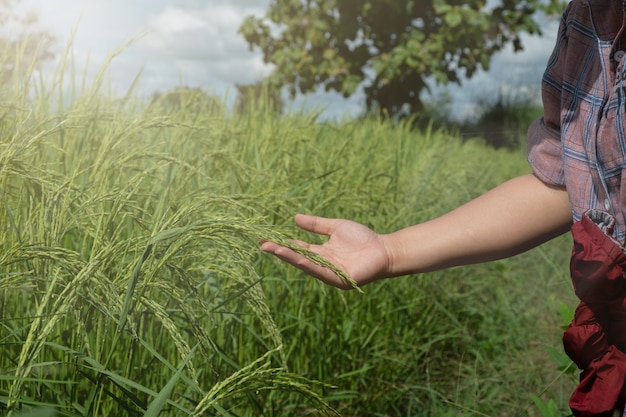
[[0, 48, 579, 416], [417, 87, 545, 149]]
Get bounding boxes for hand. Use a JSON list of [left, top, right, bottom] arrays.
[[260, 214, 391, 289]]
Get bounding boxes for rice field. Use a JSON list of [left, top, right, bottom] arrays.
[[0, 48, 579, 416]]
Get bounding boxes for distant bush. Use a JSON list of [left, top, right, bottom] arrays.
[[147, 86, 225, 114], [419, 87, 544, 149], [461, 93, 544, 149]]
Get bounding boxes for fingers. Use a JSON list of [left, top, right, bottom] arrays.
[[294, 214, 340, 236], [259, 240, 352, 289], [259, 240, 312, 262], [259, 239, 311, 253], [260, 214, 358, 289]]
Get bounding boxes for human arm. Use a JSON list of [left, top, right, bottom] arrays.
[[260, 173, 572, 289]]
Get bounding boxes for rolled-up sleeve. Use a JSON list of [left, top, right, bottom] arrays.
[[527, 3, 571, 188], [528, 116, 565, 187]]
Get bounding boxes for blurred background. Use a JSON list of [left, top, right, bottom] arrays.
[[8, 0, 560, 122]]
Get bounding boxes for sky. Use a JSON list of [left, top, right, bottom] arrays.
[[19, 0, 561, 121]]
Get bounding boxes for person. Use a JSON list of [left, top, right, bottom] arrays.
[[261, 1, 626, 416]]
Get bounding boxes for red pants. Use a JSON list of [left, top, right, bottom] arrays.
[[565, 210, 626, 416]]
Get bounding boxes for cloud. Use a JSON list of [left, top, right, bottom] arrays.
[[137, 2, 272, 86], [143, 7, 235, 60], [25, 0, 272, 98]]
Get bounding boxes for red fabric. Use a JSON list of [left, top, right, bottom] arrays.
[[610, 297, 626, 348], [564, 212, 626, 416], [563, 303, 610, 369], [564, 303, 626, 416], [570, 216, 626, 304], [569, 346, 626, 416]]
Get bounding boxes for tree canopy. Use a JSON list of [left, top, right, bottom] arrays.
[[239, 0, 564, 117]]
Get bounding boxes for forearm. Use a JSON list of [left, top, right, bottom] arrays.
[[382, 174, 572, 276]]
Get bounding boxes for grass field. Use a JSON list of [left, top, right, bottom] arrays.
[[0, 52, 580, 416]]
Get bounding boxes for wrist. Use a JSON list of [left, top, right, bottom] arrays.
[[379, 232, 411, 278]]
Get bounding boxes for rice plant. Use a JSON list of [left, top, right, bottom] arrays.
[[0, 41, 576, 416]]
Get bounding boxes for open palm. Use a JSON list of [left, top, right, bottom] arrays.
[[260, 214, 390, 289]]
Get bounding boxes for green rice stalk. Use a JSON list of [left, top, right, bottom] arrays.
[[192, 347, 338, 416], [143, 345, 197, 417]]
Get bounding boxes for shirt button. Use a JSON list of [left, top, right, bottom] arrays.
[[615, 50, 626, 62], [605, 198, 611, 211]]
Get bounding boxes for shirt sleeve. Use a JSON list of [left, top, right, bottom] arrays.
[[527, 117, 565, 187], [527, 3, 571, 188]]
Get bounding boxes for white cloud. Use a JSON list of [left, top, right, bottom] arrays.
[[141, 5, 247, 60], [22, 0, 272, 98], [128, 1, 274, 93]]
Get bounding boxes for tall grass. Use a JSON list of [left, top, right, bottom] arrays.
[[0, 44, 577, 416]]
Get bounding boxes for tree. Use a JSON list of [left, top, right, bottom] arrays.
[[239, 0, 564, 118], [0, 0, 54, 83]]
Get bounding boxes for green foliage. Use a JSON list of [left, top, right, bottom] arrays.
[[12, 408, 56, 417], [235, 80, 285, 115], [531, 395, 562, 417], [418, 88, 544, 149], [147, 86, 225, 114], [461, 92, 544, 149], [0, 67, 336, 416], [0, 47, 578, 416], [239, 0, 565, 118]]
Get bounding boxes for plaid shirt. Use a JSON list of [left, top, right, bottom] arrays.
[[528, 0, 626, 242], [529, 3, 626, 413]]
